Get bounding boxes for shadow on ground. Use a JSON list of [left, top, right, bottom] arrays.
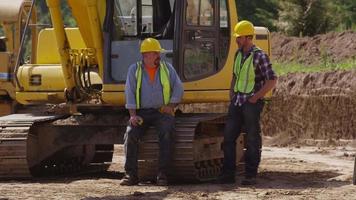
[[0, 171, 125, 185], [255, 170, 349, 189]]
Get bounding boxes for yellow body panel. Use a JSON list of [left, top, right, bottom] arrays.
[[17, 64, 66, 90], [16, 92, 65, 105], [66, 0, 105, 50], [16, 63, 101, 104], [36, 28, 86, 64]]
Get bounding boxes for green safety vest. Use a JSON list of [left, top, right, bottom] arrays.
[[233, 47, 261, 93], [135, 61, 171, 109]]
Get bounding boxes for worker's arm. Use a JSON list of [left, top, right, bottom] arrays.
[[125, 64, 142, 126], [230, 51, 238, 101], [249, 51, 277, 103], [160, 63, 184, 115], [167, 63, 184, 105], [230, 74, 236, 100], [249, 79, 277, 103], [125, 63, 138, 110]]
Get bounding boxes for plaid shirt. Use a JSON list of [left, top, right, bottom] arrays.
[[233, 45, 277, 106]]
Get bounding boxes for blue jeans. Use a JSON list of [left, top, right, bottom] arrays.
[[222, 100, 264, 178], [124, 109, 175, 177]]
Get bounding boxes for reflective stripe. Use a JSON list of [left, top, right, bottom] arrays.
[[135, 61, 171, 109], [135, 62, 143, 109], [233, 47, 260, 93], [159, 62, 170, 105], [0, 73, 11, 80]]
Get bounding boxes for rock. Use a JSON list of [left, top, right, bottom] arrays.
[[133, 191, 144, 196], [201, 193, 208, 197]]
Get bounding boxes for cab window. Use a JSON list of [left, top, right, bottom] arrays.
[[186, 0, 214, 26], [181, 0, 230, 81], [112, 0, 137, 38]]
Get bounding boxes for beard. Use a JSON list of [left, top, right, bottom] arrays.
[[154, 57, 161, 66]]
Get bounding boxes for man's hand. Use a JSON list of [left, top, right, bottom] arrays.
[[230, 91, 235, 101], [129, 115, 143, 126], [248, 95, 260, 104], [160, 105, 175, 116]]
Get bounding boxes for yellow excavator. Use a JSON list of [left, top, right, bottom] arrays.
[[0, 0, 38, 116], [0, 0, 271, 181]]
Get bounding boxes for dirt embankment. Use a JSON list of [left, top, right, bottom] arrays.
[[262, 31, 356, 144], [262, 70, 356, 143], [271, 31, 356, 65]]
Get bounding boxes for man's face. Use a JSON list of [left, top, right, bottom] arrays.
[[143, 52, 160, 67], [236, 36, 248, 48]]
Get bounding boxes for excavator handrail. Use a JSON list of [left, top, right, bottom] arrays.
[[13, 0, 36, 91]]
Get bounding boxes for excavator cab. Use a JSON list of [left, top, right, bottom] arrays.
[[104, 0, 228, 83]]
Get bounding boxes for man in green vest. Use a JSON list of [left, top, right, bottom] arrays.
[[121, 38, 183, 186], [218, 21, 277, 185]]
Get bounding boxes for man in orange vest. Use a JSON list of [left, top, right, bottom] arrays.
[[121, 38, 183, 186]]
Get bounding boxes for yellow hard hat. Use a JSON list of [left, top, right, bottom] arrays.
[[140, 38, 165, 53], [233, 20, 255, 37]]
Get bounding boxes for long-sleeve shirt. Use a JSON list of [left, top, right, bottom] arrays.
[[125, 61, 184, 109], [233, 45, 277, 106]]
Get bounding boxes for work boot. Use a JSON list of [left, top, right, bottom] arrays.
[[241, 176, 257, 186], [120, 174, 139, 186], [156, 172, 168, 186], [216, 173, 235, 184]]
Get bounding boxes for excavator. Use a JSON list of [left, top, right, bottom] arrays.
[[0, 0, 271, 182], [0, 0, 38, 116]]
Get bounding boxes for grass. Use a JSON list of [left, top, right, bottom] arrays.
[[273, 59, 356, 76]]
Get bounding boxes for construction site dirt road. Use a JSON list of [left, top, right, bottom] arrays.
[[0, 144, 355, 200]]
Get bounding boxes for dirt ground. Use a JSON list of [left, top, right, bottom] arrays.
[[0, 144, 355, 200]]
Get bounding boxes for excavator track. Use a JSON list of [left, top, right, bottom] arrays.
[[0, 112, 243, 181], [138, 113, 245, 182], [0, 114, 120, 179], [0, 115, 59, 178]]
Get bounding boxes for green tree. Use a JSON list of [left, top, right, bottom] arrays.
[[236, 0, 279, 31], [333, 0, 356, 30], [35, 1, 76, 27], [276, 0, 341, 36]]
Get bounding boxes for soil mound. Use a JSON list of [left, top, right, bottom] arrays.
[[262, 69, 356, 142], [271, 31, 356, 65]]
